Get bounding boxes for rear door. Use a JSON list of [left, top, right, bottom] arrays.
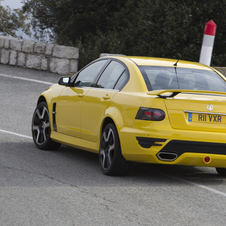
[[80, 60, 128, 142]]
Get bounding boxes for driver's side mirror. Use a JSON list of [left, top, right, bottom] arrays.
[[58, 77, 71, 86]]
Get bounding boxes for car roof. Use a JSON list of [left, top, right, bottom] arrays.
[[103, 56, 213, 71]]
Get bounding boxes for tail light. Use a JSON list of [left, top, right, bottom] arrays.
[[135, 107, 165, 121]]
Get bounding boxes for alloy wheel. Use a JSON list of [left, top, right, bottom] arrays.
[[100, 127, 115, 171], [32, 104, 50, 145]]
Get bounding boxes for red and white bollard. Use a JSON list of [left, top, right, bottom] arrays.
[[199, 20, 217, 66]]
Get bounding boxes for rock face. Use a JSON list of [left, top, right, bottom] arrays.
[[0, 36, 79, 75]]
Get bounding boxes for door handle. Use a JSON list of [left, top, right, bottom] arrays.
[[78, 93, 84, 97], [103, 94, 110, 100]]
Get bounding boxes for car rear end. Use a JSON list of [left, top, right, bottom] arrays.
[[119, 57, 226, 170]]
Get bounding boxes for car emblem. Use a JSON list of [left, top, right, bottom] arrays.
[[207, 104, 213, 111]]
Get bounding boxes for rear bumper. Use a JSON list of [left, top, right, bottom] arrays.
[[119, 126, 226, 168], [158, 139, 226, 158]]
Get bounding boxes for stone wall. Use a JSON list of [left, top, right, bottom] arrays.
[[0, 36, 79, 75]]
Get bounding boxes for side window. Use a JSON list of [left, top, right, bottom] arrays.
[[74, 60, 108, 87], [96, 61, 125, 89], [114, 71, 127, 90]]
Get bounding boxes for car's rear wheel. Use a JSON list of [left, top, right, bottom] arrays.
[[32, 102, 61, 150], [99, 123, 130, 176], [216, 167, 226, 176]]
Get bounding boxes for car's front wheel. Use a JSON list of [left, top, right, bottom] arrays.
[[216, 167, 226, 176], [99, 123, 130, 176], [32, 102, 61, 150]]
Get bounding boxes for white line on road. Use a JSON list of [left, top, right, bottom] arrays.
[[0, 129, 32, 139], [187, 179, 226, 197], [160, 172, 226, 198], [0, 73, 50, 139], [0, 73, 55, 85]]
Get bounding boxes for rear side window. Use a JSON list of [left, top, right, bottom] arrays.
[[139, 66, 226, 92], [114, 71, 127, 90], [96, 61, 127, 89]]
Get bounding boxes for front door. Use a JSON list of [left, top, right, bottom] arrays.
[[56, 86, 88, 138]]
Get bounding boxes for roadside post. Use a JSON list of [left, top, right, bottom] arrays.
[[199, 20, 217, 66]]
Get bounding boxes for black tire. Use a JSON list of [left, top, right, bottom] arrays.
[[99, 123, 130, 176], [31, 102, 61, 150], [216, 167, 226, 176]]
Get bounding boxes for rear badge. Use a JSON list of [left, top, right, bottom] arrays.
[[207, 104, 213, 111]]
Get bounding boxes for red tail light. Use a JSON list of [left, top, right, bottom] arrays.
[[135, 107, 165, 121]]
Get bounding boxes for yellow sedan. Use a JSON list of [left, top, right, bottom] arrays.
[[32, 56, 226, 176]]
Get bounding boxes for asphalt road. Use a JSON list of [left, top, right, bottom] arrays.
[[1, 64, 226, 226]]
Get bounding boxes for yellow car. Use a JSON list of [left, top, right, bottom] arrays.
[[32, 56, 226, 176]]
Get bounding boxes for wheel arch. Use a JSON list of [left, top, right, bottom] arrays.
[[37, 95, 47, 105], [101, 117, 115, 134], [37, 94, 52, 111], [100, 106, 124, 137], [100, 114, 124, 150]]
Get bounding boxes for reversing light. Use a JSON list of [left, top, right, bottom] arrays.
[[135, 107, 165, 121]]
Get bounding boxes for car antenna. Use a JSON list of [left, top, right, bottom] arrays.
[[173, 54, 181, 89], [174, 59, 179, 67], [174, 53, 183, 67], [174, 49, 187, 66]]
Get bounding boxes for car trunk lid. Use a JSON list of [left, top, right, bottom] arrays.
[[147, 90, 226, 132]]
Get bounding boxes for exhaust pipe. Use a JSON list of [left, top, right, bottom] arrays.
[[157, 152, 178, 161]]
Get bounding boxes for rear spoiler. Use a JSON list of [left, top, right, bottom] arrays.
[[146, 89, 226, 99]]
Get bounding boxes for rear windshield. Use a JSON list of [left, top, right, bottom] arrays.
[[139, 66, 226, 92]]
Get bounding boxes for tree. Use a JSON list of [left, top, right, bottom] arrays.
[[22, 0, 126, 44], [0, 5, 31, 38], [22, 0, 226, 68]]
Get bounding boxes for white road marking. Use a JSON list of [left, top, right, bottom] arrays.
[[0, 73, 55, 85], [0, 129, 32, 139], [187, 180, 226, 197], [160, 172, 226, 198], [0, 73, 51, 140]]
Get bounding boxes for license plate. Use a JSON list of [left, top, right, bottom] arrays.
[[188, 112, 226, 123]]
